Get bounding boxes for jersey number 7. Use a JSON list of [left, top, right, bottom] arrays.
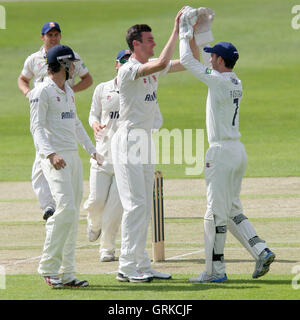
[[232, 98, 239, 126]]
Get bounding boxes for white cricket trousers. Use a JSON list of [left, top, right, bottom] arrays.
[[84, 160, 123, 255], [204, 140, 267, 274], [32, 152, 56, 212], [111, 128, 154, 276], [38, 151, 83, 281]]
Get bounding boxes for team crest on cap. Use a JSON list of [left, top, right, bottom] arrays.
[[49, 22, 55, 27]]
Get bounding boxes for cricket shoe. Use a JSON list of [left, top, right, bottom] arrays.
[[43, 207, 55, 221], [116, 272, 153, 283], [142, 268, 172, 280], [63, 278, 89, 287], [87, 223, 101, 242], [189, 271, 227, 283], [100, 252, 116, 262], [43, 276, 64, 289], [252, 249, 276, 279]]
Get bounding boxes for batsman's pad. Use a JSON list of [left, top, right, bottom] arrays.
[[228, 213, 267, 259]]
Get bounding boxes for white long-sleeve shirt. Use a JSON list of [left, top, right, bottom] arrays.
[[30, 78, 96, 158], [117, 57, 170, 132], [21, 46, 89, 88], [89, 77, 163, 161], [180, 39, 242, 145]]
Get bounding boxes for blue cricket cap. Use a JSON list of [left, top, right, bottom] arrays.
[[116, 49, 131, 61], [204, 42, 239, 62], [41, 21, 61, 35]]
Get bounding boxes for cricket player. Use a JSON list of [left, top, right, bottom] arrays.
[[84, 49, 164, 263], [30, 44, 101, 288], [179, 8, 276, 283], [18, 21, 93, 221], [83, 49, 131, 263], [111, 8, 198, 283]]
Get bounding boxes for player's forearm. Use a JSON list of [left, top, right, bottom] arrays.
[[190, 38, 200, 61], [18, 75, 30, 96], [158, 27, 179, 69], [75, 118, 96, 155], [180, 38, 204, 71], [32, 127, 56, 158], [72, 73, 93, 93]]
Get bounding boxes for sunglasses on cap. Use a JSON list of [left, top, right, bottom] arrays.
[[119, 57, 129, 64]]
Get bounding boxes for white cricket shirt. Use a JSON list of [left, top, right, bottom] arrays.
[[117, 57, 170, 132], [30, 77, 96, 158], [180, 39, 242, 145], [89, 78, 120, 161], [90, 77, 163, 161], [21, 46, 89, 88]]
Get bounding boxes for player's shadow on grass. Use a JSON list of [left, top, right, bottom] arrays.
[[84, 278, 290, 292], [85, 283, 258, 291]]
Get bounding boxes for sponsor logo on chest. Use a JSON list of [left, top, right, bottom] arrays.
[[144, 91, 157, 102], [61, 109, 75, 119]]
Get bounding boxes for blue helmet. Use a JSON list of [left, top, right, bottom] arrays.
[[46, 45, 79, 80], [46, 44, 79, 65]]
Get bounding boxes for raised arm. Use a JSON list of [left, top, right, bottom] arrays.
[[135, 8, 184, 78]]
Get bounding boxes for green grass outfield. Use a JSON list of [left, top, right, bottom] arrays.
[[0, 0, 299, 180], [1, 274, 299, 300]]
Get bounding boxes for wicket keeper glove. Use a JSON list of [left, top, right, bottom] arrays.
[[194, 7, 215, 46], [183, 6, 199, 26], [179, 14, 193, 40]]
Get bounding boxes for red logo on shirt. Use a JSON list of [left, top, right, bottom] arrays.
[[56, 97, 60, 102], [152, 75, 157, 81], [72, 96, 75, 103], [143, 78, 147, 83], [206, 162, 210, 168], [107, 95, 111, 100]]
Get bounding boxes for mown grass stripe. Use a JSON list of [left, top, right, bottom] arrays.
[[0, 194, 299, 203], [1, 242, 299, 251], [1, 216, 300, 226]]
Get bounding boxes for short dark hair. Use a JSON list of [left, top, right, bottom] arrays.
[[216, 54, 238, 69], [126, 24, 152, 51], [48, 62, 61, 74]]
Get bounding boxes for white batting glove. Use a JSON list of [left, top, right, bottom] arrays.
[[194, 8, 215, 46]]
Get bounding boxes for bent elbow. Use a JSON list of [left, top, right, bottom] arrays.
[[180, 54, 189, 68], [157, 58, 169, 70]]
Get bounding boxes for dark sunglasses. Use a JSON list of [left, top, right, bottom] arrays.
[[119, 58, 129, 64]]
